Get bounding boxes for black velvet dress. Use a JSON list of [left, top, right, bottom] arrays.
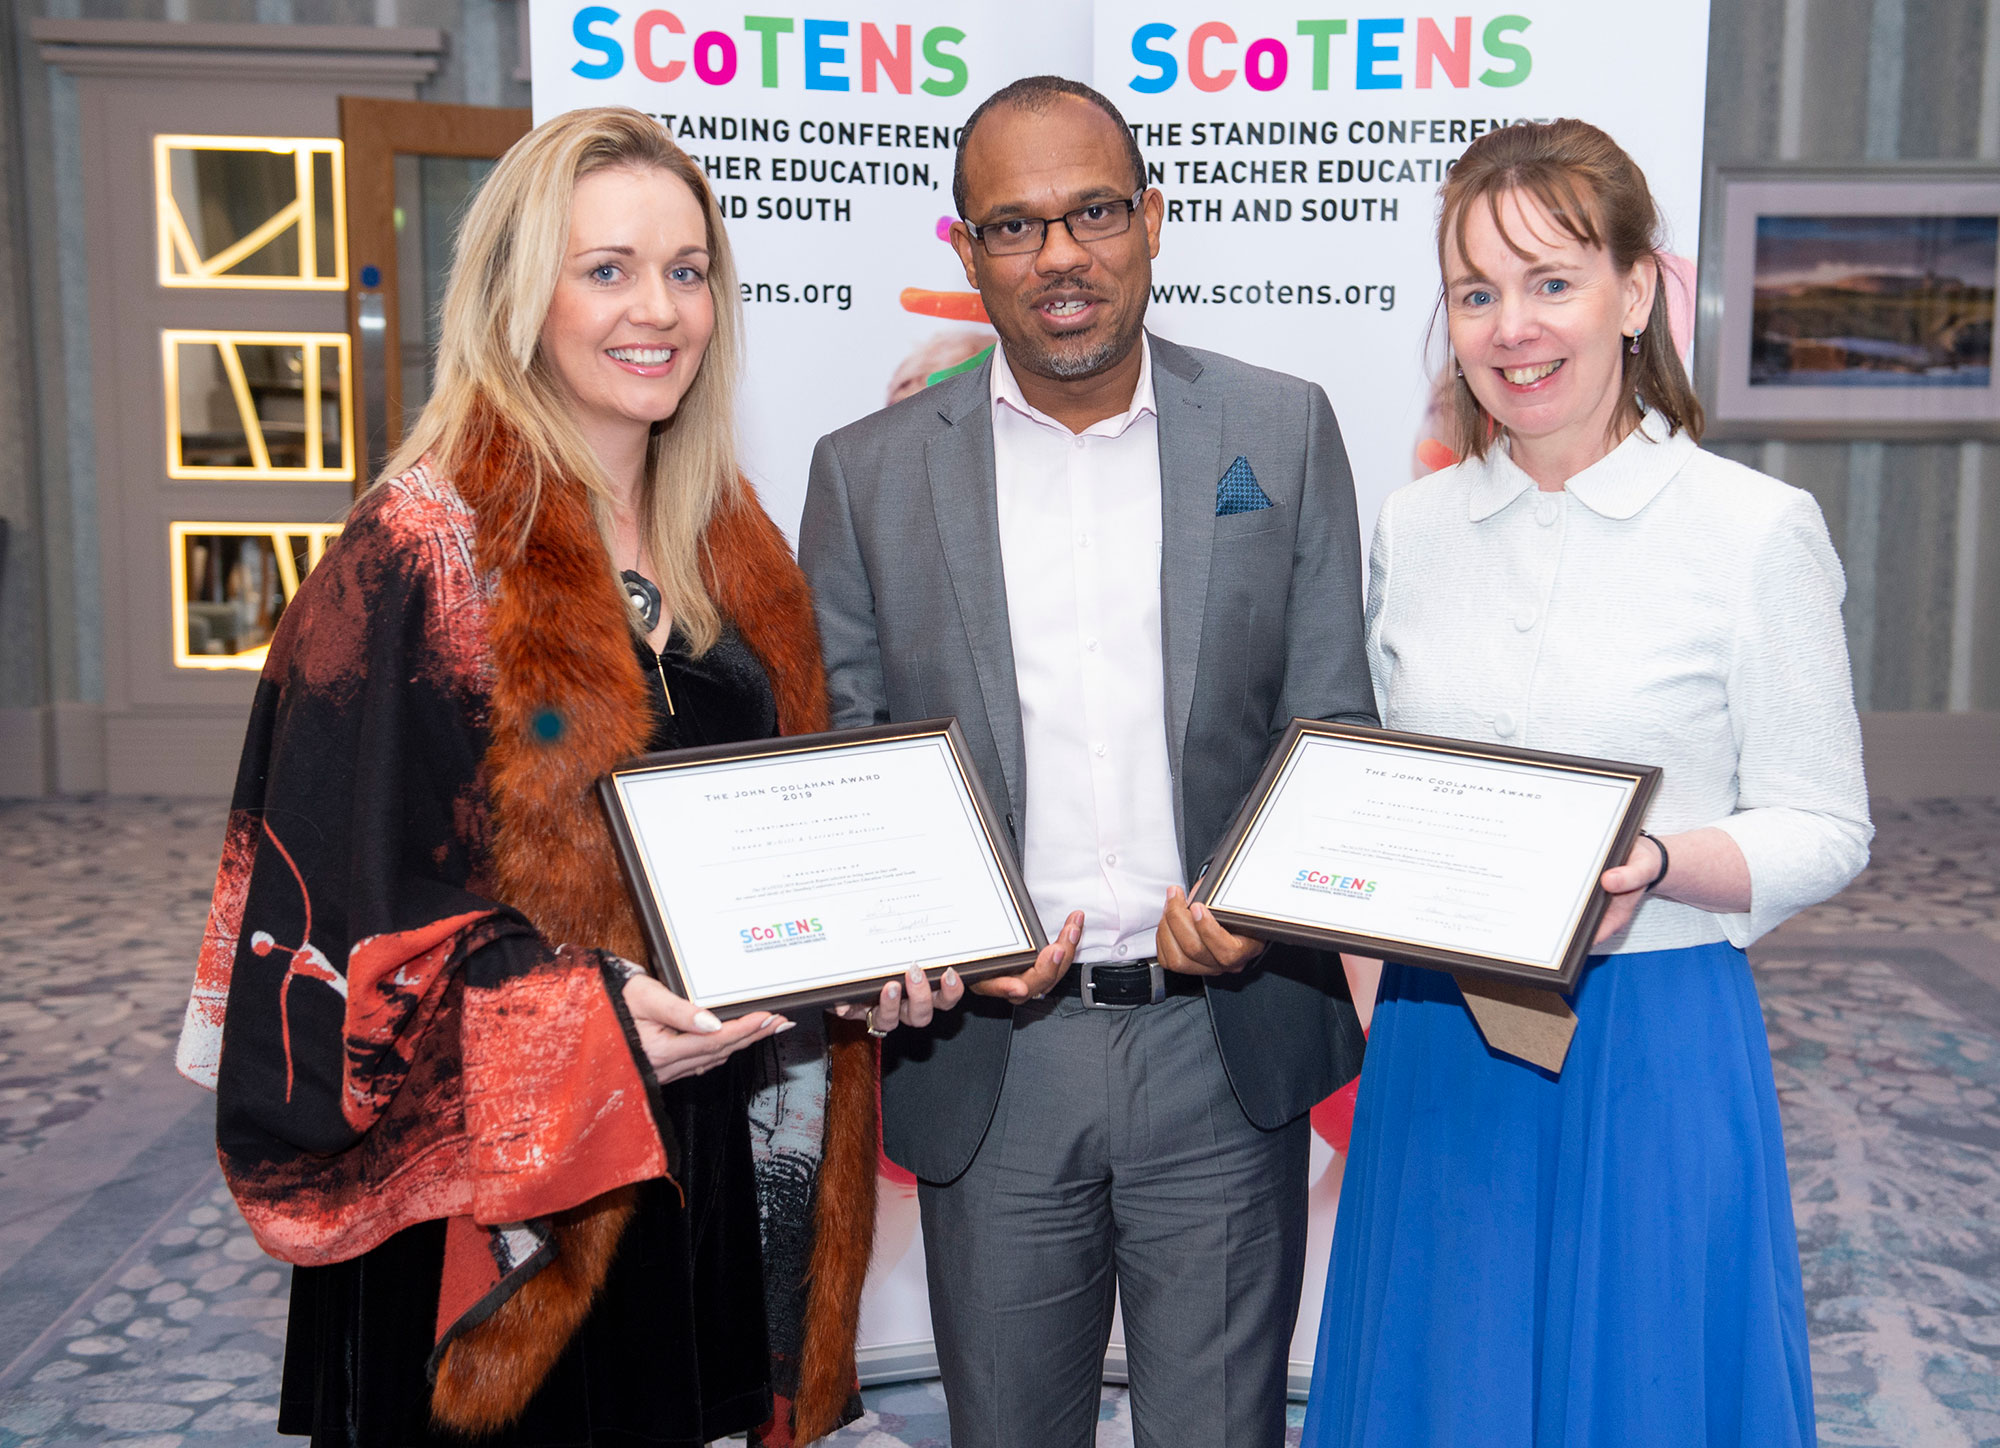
[[279, 622, 782, 1448]]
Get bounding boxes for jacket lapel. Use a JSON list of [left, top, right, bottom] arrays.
[[925, 365, 1026, 816], [1151, 336, 1221, 831]]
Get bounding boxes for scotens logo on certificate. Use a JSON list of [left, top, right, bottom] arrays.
[[599, 720, 1046, 1016], [738, 918, 825, 951], [1293, 869, 1377, 899], [1193, 721, 1662, 991]]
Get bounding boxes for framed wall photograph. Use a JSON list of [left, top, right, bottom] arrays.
[[1708, 169, 2000, 438]]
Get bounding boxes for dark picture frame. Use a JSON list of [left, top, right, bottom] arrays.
[[598, 718, 1045, 1019], [1706, 167, 2000, 440], [1189, 720, 1661, 992]]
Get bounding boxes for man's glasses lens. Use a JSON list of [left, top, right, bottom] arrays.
[[977, 198, 1138, 255]]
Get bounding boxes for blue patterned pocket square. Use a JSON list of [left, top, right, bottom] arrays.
[[1216, 456, 1273, 516]]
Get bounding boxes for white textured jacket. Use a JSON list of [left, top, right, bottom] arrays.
[[1366, 411, 1873, 954]]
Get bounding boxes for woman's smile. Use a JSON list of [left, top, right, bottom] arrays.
[[1498, 359, 1565, 388], [606, 344, 678, 377]]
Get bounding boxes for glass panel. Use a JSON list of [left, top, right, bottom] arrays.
[[393, 153, 496, 423], [170, 522, 342, 670], [313, 149, 340, 281], [165, 331, 354, 481], [155, 135, 346, 290]]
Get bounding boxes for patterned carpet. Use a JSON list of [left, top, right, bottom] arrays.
[[0, 798, 1996, 1447]]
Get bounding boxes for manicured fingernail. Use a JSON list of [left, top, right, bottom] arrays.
[[907, 965, 924, 984], [943, 968, 960, 987], [694, 1010, 722, 1033], [885, 982, 901, 999], [771, 1019, 797, 1034]]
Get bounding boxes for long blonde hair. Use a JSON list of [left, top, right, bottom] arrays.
[[384, 106, 745, 652]]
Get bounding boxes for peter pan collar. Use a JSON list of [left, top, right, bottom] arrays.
[[1467, 410, 1696, 523]]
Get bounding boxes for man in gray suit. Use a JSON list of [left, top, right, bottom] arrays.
[[798, 75, 1372, 1447]]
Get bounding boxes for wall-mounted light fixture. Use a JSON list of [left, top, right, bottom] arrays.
[[163, 330, 354, 481], [154, 135, 347, 290], [169, 520, 343, 670]]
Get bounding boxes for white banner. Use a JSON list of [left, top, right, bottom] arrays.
[[533, 0, 1712, 1389], [1097, 0, 1711, 543], [531, 2, 1087, 536]]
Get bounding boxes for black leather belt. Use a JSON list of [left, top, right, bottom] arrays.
[[1051, 958, 1205, 1008]]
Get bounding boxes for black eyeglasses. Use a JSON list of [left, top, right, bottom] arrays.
[[963, 191, 1146, 256]]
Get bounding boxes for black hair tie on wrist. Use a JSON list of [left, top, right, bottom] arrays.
[[1637, 830, 1670, 892]]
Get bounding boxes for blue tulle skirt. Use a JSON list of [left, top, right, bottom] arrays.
[[1303, 942, 1815, 1448]]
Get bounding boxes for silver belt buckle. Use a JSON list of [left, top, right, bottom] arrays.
[[1078, 960, 1167, 1009]]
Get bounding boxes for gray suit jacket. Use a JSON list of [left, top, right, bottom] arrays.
[[799, 333, 1373, 1184]]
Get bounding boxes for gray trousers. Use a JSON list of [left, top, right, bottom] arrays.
[[917, 991, 1309, 1448]]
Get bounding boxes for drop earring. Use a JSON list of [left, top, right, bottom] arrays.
[[1628, 329, 1643, 355]]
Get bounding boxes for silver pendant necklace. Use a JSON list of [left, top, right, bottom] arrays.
[[621, 536, 673, 715], [621, 567, 663, 633], [621, 530, 663, 633]]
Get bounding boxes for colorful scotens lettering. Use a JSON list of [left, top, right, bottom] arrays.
[[1129, 14, 1532, 93], [738, 916, 829, 950], [571, 8, 968, 93], [1292, 868, 1379, 897]]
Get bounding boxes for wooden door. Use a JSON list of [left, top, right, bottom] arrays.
[[340, 98, 529, 489]]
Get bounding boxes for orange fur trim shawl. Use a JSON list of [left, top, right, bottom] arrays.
[[434, 410, 875, 1441]]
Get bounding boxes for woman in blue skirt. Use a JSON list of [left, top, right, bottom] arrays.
[[1303, 120, 1870, 1448]]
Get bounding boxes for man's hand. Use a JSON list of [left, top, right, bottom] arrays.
[[622, 974, 791, 1083], [1158, 887, 1266, 976], [828, 912, 1083, 1029], [972, 910, 1084, 1001]]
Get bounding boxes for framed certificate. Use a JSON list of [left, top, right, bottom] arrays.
[[1191, 721, 1661, 990], [598, 719, 1045, 1017]]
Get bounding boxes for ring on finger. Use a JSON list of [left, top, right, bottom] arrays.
[[864, 1006, 891, 1039]]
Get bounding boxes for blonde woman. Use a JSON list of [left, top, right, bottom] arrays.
[[175, 107, 959, 1446]]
